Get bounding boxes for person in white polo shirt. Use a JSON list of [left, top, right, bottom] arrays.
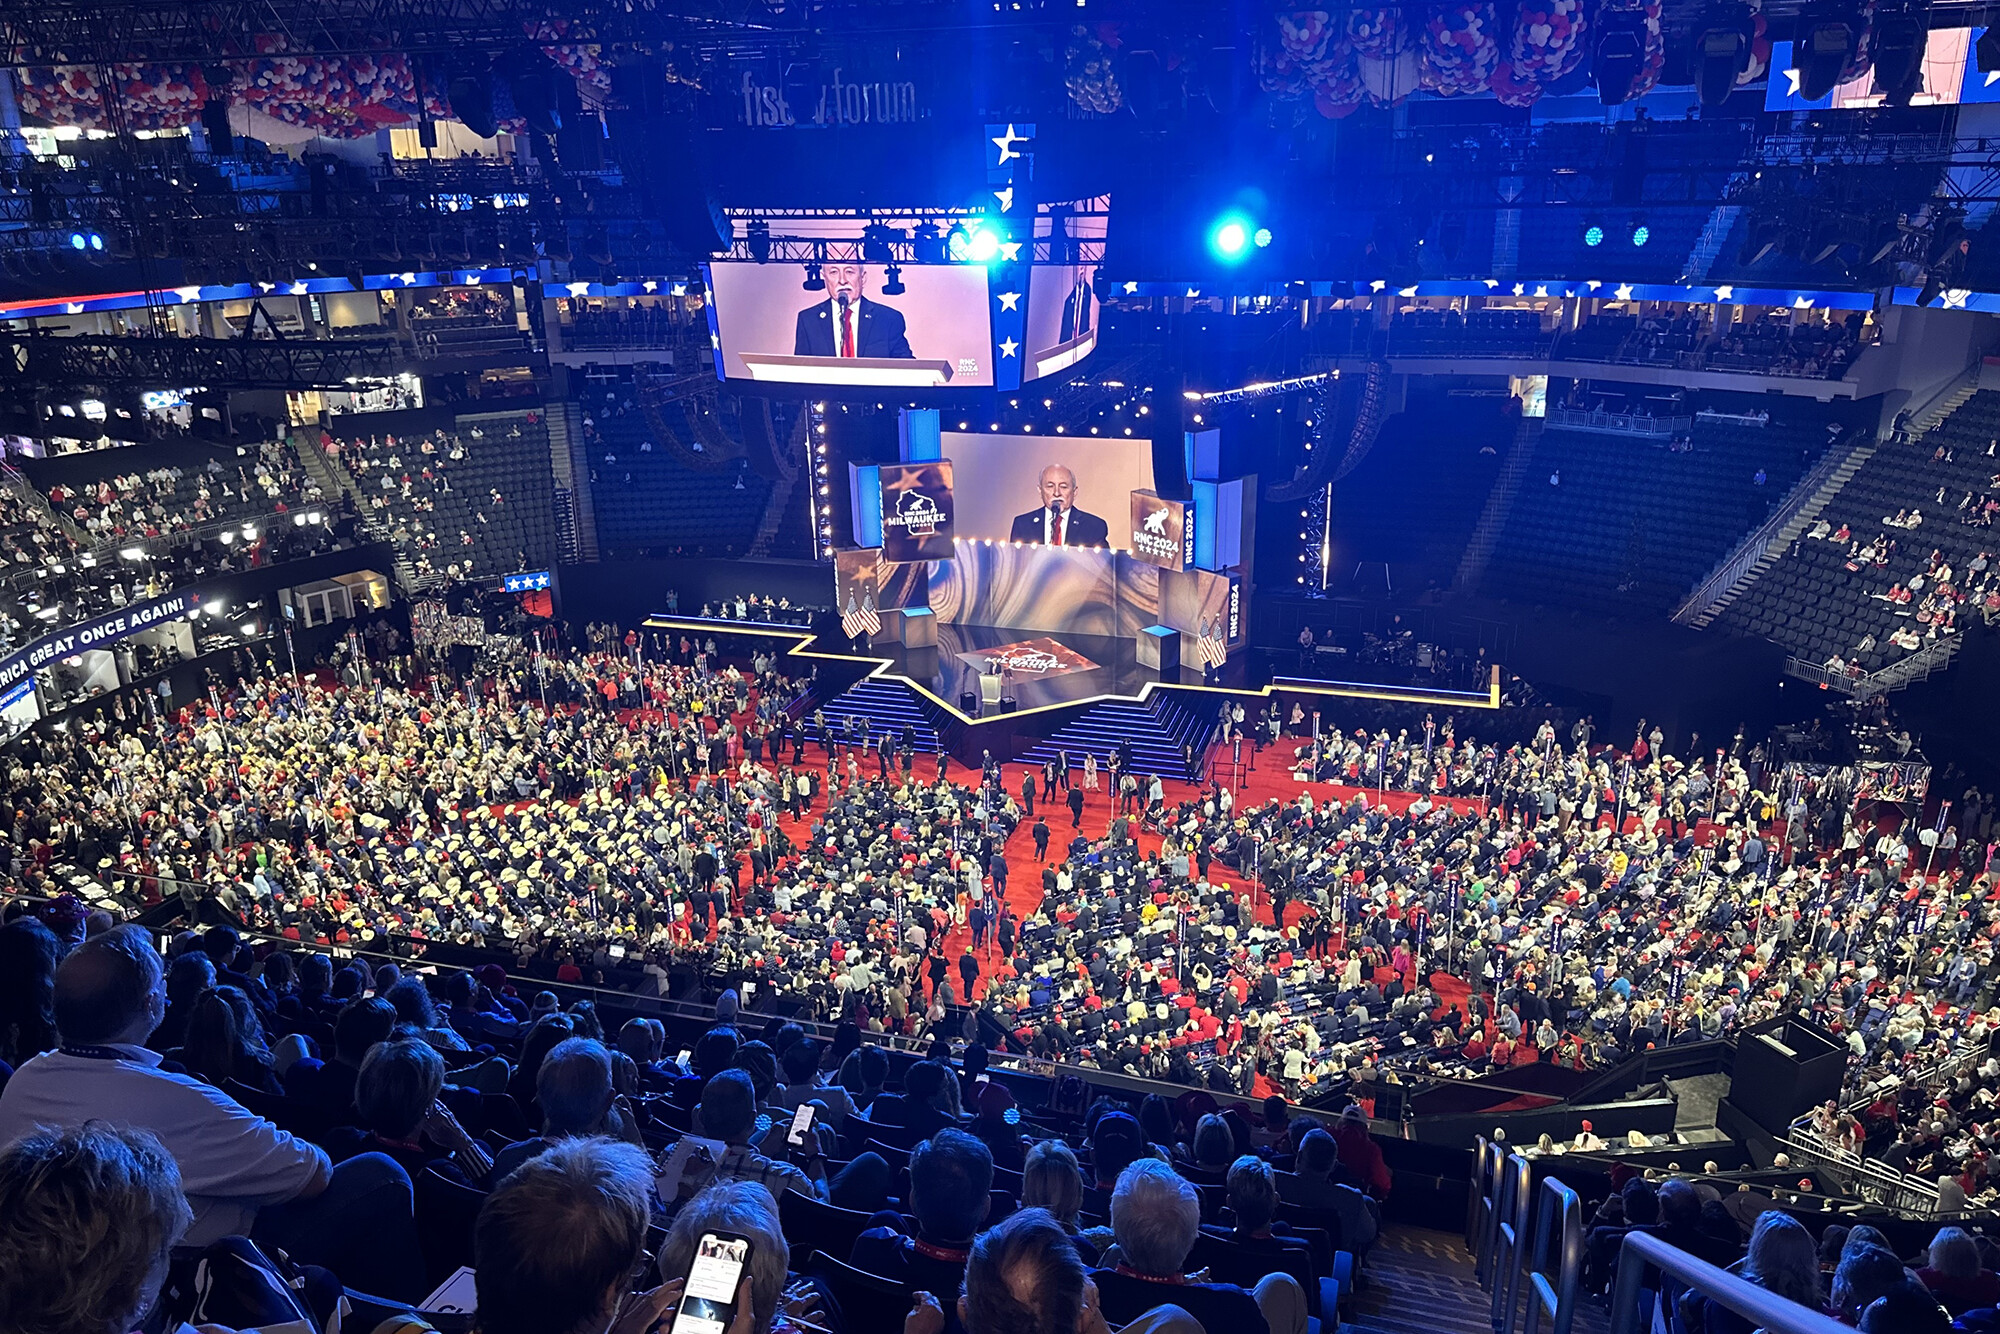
[[0, 925, 425, 1301]]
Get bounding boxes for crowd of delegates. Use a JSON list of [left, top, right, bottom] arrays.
[[5, 616, 2000, 1200], [42, 437, 322, 543], [0, 913, 1981, 1334]]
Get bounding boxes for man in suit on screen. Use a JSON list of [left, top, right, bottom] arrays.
[[1008, 463, 1110, 547], [793, 261, 914, 359]]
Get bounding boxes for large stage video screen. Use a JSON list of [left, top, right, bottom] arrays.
[[1025, 197, 1107, 382], [705, 215, 995, 388], [941, 431, 1154, 551]]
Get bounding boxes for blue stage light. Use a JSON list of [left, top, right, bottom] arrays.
[[1584, 225, 1605, 247], [1630, 224, 1651, 247], [68, 232, 87, 250], [964, 224, 1002, 263], [1253, 227, 1273, 248], [89, 232, 104, 251], [1208, 213, 1256, 262]]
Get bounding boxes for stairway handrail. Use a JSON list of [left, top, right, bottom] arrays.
[[1670, 429, 1871, 625], [1518, 1175, 1583, 1334], [1609, 1232, 1853, 1334]]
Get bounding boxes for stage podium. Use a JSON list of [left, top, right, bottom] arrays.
[[739, 354, 956, 387]]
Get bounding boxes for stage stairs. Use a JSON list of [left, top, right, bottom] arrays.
[[1017, 691, 1216, 784], [808, 677, 948, 756]]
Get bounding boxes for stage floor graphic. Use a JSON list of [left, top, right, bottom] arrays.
[[952, 636, 1099, 682]]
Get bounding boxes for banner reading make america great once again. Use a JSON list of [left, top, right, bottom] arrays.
[[878, 461, 955, 562]]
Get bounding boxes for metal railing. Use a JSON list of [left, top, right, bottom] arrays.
[[1609, 1231, 1853, 1334], [1489, 1152, 1534, 1333], [1784, 634, 1964, 697], [1545, 407, 1692, 438], [1519, 1176, 1583, 1334], [1468, 1135, 1504, 1279], [1670, 430, 1873, 626]]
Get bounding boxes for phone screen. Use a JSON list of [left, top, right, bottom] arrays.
[[671, 1233, 750, 1334], [677, 1049, 693, 1067], [786, 1102, 816, 1148]]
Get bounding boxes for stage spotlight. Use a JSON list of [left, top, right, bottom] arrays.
[[1872, 15, 1926, 104], [1695, 16, 1751, 107], [746, 219, 770, 263], [861, 222, 895, 264], [1792, 13, 1860, 102], [1629, 222, 1650, 247], [446, 62, 498, 140], [1208, 213, 1254, 261], [68, 232, 87, 251], [1583, 223, 1605, 247], [1253, 227, 1273, 248], [802, 262, 824, 291], [881, 264, 905, 296], [1592, 13, 1647, 103], [964, 225, 1002, 263]]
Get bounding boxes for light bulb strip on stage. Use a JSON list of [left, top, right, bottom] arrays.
[[1183, 371, 1334, 406], [636, 615, 1502, 727]]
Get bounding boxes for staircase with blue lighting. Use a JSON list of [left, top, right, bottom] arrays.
[[1018, 692, 1217, 784], [809, 677, 947, 755]]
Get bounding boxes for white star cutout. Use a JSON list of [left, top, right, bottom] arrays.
[[996, 291, 1020, 312], [1615, 283, 1634, 300], [1398, 286, 1418, 298], [398, 272, 417, 286], [464, 275, 482, 286], [1185, 287, 1202, 298], [1942, 289, 1970, 309], [65, 302, 84, 314], [643, 281, 659, 293], [999, 337, 1019, 358], [1512, 283, 1525, 296], [1713, 285, 1734, 302], [1786, 68, 1805, 97], [566, 282, 592, 298], [991, 124, 1028, 164], [1586, 280, 1602, 290], [998, 241, 1022, 262], [1369, 279, 1386, 292], [257, 282, 275, 293], [994, 187, 1014, 212], [1793, 296, 1814, 309], [173, 286, 203, 302], [288, 282, 309, 295], [1483, 279, 1500, 288], [1986, 70, 2000, 86], [670, 284, 687, 297], [1533, 285, 1548, 298]]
